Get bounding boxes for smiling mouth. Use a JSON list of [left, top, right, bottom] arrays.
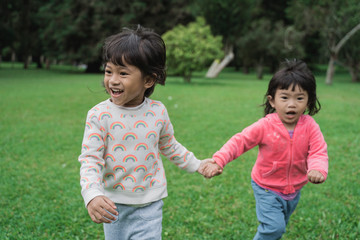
[[111, 88, 124, 96]]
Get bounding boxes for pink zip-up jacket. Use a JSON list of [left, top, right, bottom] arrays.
[[213, 113, 328, 194]]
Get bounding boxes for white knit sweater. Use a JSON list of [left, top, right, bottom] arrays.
[[79, 98, 200, 206]]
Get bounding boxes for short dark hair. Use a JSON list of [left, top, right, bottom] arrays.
[[263, 59, 321, 116], [103, 25, 166, 97]]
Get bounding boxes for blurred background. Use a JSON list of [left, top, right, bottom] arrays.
[[1, 0, 359, 84]]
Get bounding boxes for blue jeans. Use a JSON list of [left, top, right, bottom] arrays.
[[251, 180, 300, 240], [103, 200, 163, 240]]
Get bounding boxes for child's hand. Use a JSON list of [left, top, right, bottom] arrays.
[[87, 196, 118, 224], [198, 158, 222, 178], [307, 170, 325, 184]]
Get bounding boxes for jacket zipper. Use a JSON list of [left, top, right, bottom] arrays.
[[288, 138, 293, 192]]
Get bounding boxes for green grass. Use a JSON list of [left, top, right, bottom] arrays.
[[0, 63, 359, 239]]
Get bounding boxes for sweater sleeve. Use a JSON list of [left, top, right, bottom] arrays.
[[306, 118, 328, 179], [213, 119, 264, 168], [158, 107, 201, 173], [78, 109, 106, 206]]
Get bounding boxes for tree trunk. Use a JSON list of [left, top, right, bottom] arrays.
[[206, 45, 234, 78], [45, 58, 51, 69], [256, 64, 264, 79], [325, 22, 360, 84], [349, 65, 359, 82], [183, 74, 191, 83], [256, 57, 264, 80], [325, 55, 336, 85]]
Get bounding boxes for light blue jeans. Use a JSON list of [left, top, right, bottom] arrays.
[[103, 200, 163, 240], [251, 180, 300, 240]]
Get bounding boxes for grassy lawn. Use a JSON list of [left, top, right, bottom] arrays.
[[0, 63, 359, 239]]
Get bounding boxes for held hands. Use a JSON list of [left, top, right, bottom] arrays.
[[307, 170, 325, 184], [198, 158, 223, 178], [87, 195, 118, 224]]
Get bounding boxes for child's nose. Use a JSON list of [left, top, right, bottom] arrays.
[[288, 99, 296, 107], [110, 74, 121, 85]]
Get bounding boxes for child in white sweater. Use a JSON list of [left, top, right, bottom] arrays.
[[79, 25, 215, 239]]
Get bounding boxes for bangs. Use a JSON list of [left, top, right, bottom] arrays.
[[277, 72, 307, 92]]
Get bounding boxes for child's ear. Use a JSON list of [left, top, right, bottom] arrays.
[[144, 74, 156, 89], [267, 95, 275, 108]]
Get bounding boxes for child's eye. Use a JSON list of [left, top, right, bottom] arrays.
[[105, 70, 112, 75], [119, 71, 128, 76], [281, 96, 288, 100]]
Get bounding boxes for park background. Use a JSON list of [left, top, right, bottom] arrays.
[[1, 0, 359, 239]]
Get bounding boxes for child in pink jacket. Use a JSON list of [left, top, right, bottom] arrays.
[[203, 59, 328, 240]]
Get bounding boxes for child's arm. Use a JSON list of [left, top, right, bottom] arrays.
[[307, 118, 328, 182], [158, 107, 201, 172], [213, 121, 264, 169], [198, 158, 223, 178], [79, 109, 107, 208]]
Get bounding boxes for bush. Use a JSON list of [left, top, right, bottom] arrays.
[[162, 17, 223, 82]]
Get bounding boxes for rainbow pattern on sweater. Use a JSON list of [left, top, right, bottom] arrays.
[[134, 165, 147, 173], [146, 131, 157, 139], [105, 132, 115, 141], [134, 120, 148, 128], [113, 165, 126, 172], [132, 185, 145, 192], [150, 179, 160, 187], [113, 182, 125, 190], [122, 132, 138, 141], [123, 174, 136, 183], [99, 112, 112, 120], [86, 166, 99, 174], [112, 144, 126, 152], [105, 172, 116, 180], [123, 154, 137, 163], [85, 122, 92, 129], [105, 153, 116, 162], [145, 152, 156, 161], [143, 173, 153, 181], [134, 143, 149, 151], [88, 133, 102, 141], [144, 110, 156, 117], [110, 121, 125, 130]]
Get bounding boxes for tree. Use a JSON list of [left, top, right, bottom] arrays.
[[193, 0, 255, 77], [162, 17, 223, 83], [38, 0, 195, 72], [236, 19, 304, 79], [287, 0, 360, 84]]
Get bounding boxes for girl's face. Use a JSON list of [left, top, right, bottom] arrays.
[[104, 61, 154, 107], [268, 84, 309, 130]]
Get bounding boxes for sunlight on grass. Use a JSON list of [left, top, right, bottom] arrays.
[[0, 64, 359, 239]]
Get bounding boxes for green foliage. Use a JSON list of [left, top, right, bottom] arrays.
[[237, 19, 305, 78], [194, 0, 255, 43], [0, 64, 359, 239], [162, 17, 223, 82]]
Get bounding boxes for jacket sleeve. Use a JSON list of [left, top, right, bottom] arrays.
[[78, 110, 106, 206], [213, 119, 265, 168], [158, 106, 201, 173], [307, 119, 328, 179]]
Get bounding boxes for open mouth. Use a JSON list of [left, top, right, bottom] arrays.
[[111, 88, 124, 96], [286, 111, 296, 116]]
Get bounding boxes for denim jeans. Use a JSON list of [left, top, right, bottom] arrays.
[[103, 199, 163, 240], [251, 180, 300, 240]]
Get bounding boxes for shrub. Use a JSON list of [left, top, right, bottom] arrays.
[[162, 17, 223, 83]]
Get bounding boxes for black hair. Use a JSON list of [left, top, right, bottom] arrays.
[[103, 25, 166, 97], [263, 59, 321, 116]]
